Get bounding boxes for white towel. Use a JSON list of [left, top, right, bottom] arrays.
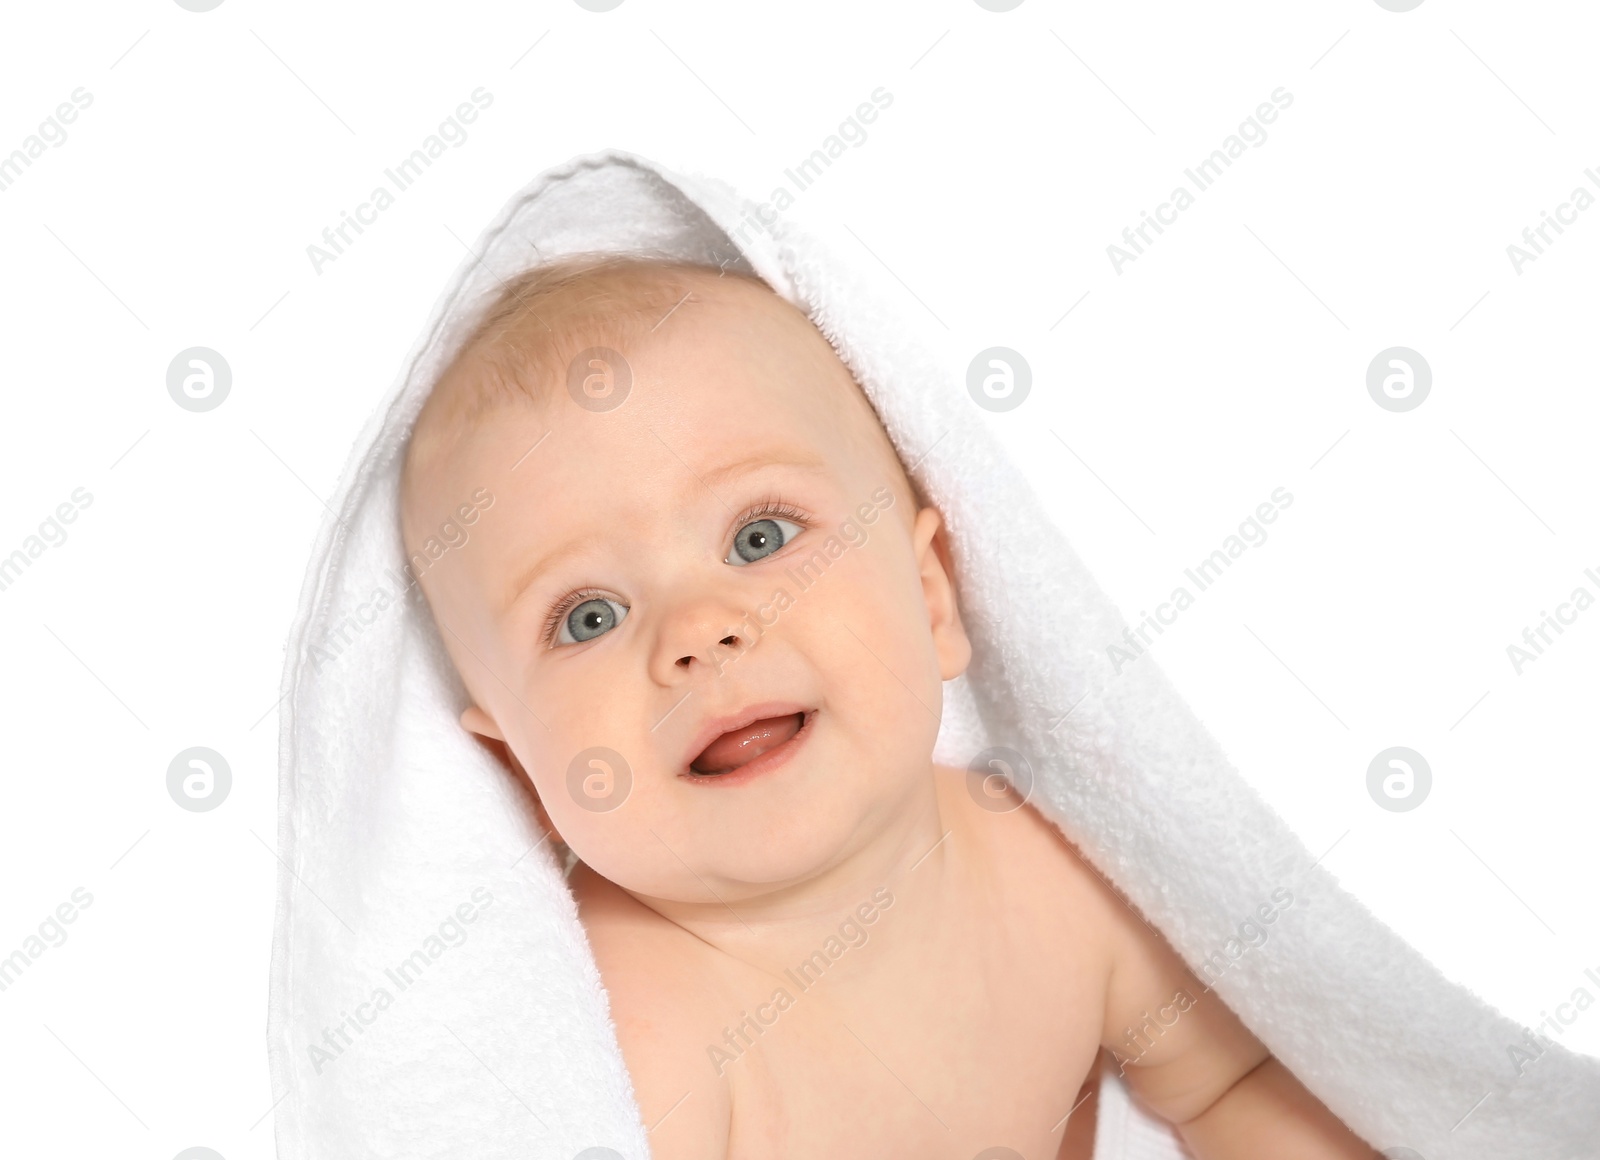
[[266, 148, 1600, 1159]]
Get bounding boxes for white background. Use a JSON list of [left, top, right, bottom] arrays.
[[1, 0, 1596, 1154]]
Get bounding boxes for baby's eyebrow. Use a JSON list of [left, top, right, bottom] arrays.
[[698, 452, 828, 490], [503, 539, 590, 613]]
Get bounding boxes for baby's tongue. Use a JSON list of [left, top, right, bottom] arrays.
[[692, 713, 802, 774]]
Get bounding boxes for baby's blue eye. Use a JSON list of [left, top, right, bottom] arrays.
[[557, 596, 628, 645], [727, 516, 804, 565]]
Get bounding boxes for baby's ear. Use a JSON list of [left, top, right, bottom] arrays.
[[913, 505, 972, 681], [458, 708, 570, 855], [460, 704, 504, 741]]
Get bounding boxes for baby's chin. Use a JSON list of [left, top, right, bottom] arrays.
[[600, 827, 857, 906], [591, 784, 921, 907]]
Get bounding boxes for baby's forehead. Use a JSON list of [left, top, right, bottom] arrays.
[[402, 258, 902, 541]]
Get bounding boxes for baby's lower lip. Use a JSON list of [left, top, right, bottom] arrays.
[[680, 710, 816, 786]]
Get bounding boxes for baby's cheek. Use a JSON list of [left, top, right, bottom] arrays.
[[527, 745, 677, 883], [848, 554, 943, 682], [810, 564, 943, 760], [558, 810, 714, 902], [560, 743, 635, 813], [539, 784, 637, 876]]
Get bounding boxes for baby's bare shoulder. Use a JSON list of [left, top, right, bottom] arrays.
[[933, 760, 1127, 927], [570, 862, 732, 1158]]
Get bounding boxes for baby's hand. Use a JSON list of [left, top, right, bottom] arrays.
[[1099, 891, 1381, 1158]]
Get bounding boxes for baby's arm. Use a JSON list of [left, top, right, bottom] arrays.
[[1099, 896, 1381, 1158]]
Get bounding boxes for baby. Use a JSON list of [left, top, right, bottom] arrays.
[[398, 253, 1381, 1159]]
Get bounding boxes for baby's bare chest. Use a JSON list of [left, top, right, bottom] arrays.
[[715, 973, 1101, 1158], [702, 858, 1107, 1154]]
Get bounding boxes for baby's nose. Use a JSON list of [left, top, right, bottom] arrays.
[[677, 631, 742, 668], [676, 628, 758, 683], [647, 592, 761, 684]]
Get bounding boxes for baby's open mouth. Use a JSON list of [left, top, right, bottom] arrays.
[[689, 710, 809, 776]]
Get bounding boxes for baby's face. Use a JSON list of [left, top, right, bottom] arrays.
[[411, 273, 970, 904]]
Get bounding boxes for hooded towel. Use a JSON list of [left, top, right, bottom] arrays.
[[266, 148, 1600, 1159]]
